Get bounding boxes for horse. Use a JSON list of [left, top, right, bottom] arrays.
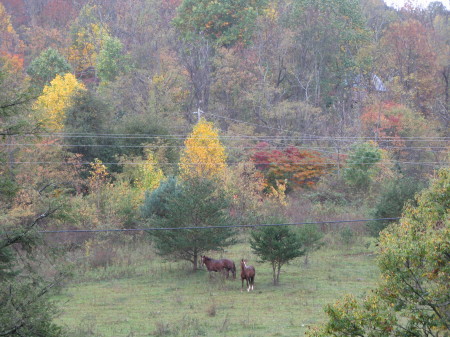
[[200, 255, 236, 279], [240, 259, 255, 292]]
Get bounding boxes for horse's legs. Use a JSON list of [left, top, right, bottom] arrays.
[[246, 278, 250, 292], [241, 277, 244, 292]]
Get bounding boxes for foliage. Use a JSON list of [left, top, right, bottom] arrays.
[[0, 3, 24, 57], [225, 161, 266, 225], [0, 194, 69, 337], [0, 54, 35, 202], [141, 177, 236, 271], [367, 177, 425, 236], [250, 223, 305, 285], [68, 4, 109, 72], [34, 73, 85, 131], [63, 89, 116, 164], [307, 168, 450, 337], [343, 142, 382, 189], [97, 36, 131, 82], [173, 0, 268, 46], [296, 223, 324, 265], [287, 0, 370, 105], [27, 48, 72, 87], [252, 142, 332, 192], [378, 19, 437, 115], [179, 118, 227, 180]]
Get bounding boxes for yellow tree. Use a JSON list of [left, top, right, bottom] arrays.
[[34, 73, 85, 131], [179, 118, 227, 180]]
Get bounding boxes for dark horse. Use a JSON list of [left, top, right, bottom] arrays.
[[240, 259, 255, 292], [201, 256, 236, 279]]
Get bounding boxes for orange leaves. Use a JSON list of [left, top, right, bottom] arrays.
[[252, 142, 332, 191]]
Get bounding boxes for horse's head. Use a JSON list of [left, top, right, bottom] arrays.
[[200, 255, 209, 267]]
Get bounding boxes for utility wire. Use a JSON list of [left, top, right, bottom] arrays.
[[9, 161, 449, 166], [10, 133, 450, 141], [37, 217, 401, 234]]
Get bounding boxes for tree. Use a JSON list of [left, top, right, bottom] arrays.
[[27, 48, 72, 87], [252, 142, 333, 192], [179, 118, 227, 180], [0, 3, 24, 57], [173, 0, 268, 47], [63, 89, 116, 164], [378, 19, 438, 115], [307, 168, 450, 337], [286, 0, 369, 106], [141, 177, 236, 271], [343, 142, 382, 189], [34, 73, 85, 131], [0, 211, 66, 337], [296, 223, 324, 265], [68, 4, 109, 73], [367, 177, 425, 236], [97, 36, 131, 82], [0, 54, 34, 202], [250, 224, 305, 285]]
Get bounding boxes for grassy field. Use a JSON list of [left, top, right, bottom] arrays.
[[55, 235, 379, 336]]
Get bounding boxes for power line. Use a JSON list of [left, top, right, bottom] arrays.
[[10, 133, 450, 141], [8, 161, 449, 166], [2, 143, 448, 150], [37, 217, 401, 234]]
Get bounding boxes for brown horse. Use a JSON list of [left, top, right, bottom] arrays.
[[201, 256, 236, 279], [240, 259, 255, 292]]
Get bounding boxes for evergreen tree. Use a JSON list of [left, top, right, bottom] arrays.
[[250, 223, 305, 285], [141, 177, 236, 271]]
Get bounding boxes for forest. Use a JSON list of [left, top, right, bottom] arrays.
[[0, 0, 449, 336]]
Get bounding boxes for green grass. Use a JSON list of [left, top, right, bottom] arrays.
[[55, 236, 379, 336]]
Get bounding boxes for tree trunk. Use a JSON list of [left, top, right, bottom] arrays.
[[193, 250, 198, 271], [272, 262, 277, 285], [276, 264, 281, 285]]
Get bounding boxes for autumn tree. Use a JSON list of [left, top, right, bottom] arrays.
[[0, 3, 24, 58], [307, 168, 450, 336], [179, 118, 227, 180], [141, 176, 236, 271], [378, 19, 437, 115], [34, 73, 85, 131], [68, 4, 109, 73], [173, 0, 268, 47], [252, 142, 332, 192]]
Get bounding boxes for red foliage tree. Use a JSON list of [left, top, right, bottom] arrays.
[[251, 142, 333, 191]]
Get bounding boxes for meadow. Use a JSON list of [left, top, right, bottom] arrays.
[[54, 232, 380, 337]]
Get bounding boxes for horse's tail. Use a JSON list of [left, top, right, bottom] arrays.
[[232, 262, 236, 279]]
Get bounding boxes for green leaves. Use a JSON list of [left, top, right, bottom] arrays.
[[344, 142, 382, 189], [141, 177, 236, 270], [27, 48, 72, 87], [250, 224, 304, 284], [307, 168, 450, 336]]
